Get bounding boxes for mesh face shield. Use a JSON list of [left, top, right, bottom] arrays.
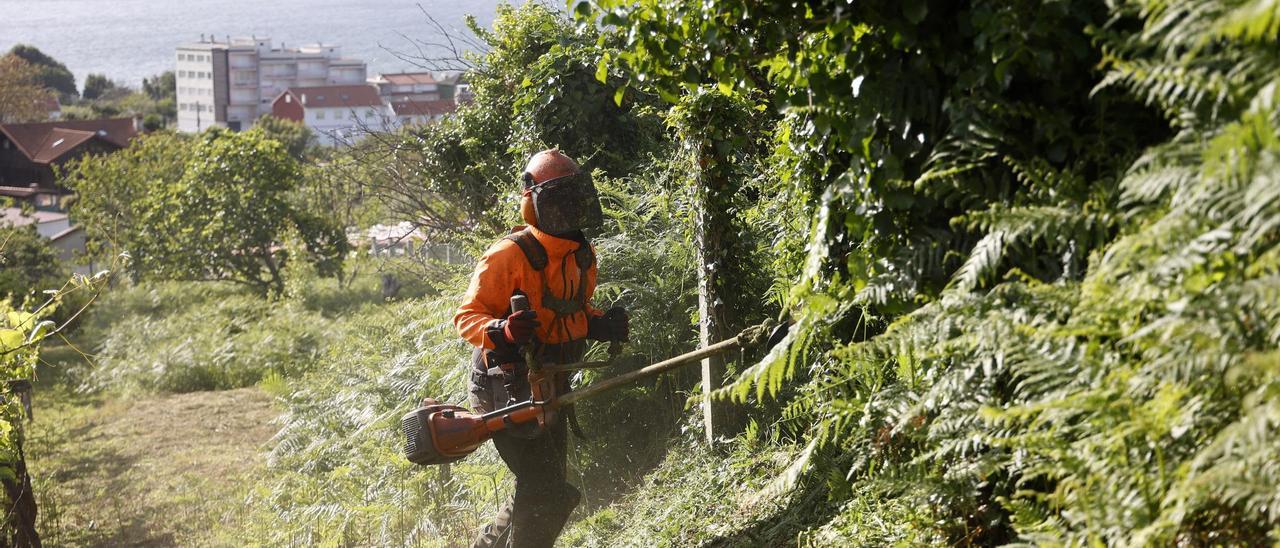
[[527, 172, 604, 235]]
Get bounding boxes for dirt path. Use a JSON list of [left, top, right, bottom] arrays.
[[25, 387, 278, 547]]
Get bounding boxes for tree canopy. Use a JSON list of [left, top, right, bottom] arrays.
[[80, 73, 120, 102], [252, 116, 316, 160], [65, 129, 348, 295], [6, 44, 76, 99], [0, 56, 53, 123], [141, 71, 175, 102]]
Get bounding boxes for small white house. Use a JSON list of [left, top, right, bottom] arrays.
[[269, 84, 392, 145]]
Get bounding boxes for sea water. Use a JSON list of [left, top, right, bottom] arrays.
[[0, 0, 502, 88]]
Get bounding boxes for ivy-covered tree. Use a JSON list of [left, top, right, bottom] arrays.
[[66, 129, 348, 295]]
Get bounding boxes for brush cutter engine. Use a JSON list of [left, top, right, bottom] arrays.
[[401, 399, 486, 465]]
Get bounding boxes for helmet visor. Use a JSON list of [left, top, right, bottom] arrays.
[[530, 172, 604, 234]]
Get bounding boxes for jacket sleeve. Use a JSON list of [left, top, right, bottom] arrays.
[[454, 242, 519, 349], [583, 246, 604, 318]]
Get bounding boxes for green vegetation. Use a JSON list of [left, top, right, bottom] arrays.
[[252, 116, 317, 160], [78, 74, 117, 102], [16, 0, 1280, 545], [74, 282, 336, 394], [0, 55, 53, 123], [66, 128, 349, 295], [1, 45, 176, 126], [5, 44, 76, 100], [62, 71, 176, 128], [0, 225, 63, 302]]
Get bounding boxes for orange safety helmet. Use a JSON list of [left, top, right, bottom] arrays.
[[524, 149, 581, 185], [520, 150, 579, 227], [519, 149, 603, 234]]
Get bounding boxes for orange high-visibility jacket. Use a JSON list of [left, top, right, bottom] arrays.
[[455, 225, 602, 350]]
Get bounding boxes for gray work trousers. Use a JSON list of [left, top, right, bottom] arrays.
[[468, 345, 583, 548]]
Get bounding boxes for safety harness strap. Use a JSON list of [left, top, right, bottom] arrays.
[[503, 228, 550, 270], [501, 229, 595, 318]]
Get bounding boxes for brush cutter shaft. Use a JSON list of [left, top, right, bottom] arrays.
[[557, 335, 744, 406], [402, 321, 778, 466]]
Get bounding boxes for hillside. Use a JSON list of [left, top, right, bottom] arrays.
[[3, 0, 1280, 546]]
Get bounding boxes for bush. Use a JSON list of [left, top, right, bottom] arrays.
[[0, 225, 63, 303]]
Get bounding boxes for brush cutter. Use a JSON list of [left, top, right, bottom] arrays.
[[400, 296, 785, 466]]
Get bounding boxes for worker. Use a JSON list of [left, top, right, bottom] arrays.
[[455, 149, 629, 548]]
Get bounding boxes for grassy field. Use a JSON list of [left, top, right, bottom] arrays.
[[26, 344, 277, 547]]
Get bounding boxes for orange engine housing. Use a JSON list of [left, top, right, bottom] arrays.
[[401, 402, 488, 465], [402, 399, 549, 466]]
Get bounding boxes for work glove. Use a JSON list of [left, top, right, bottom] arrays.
[[492, 309, 540, 345], [588, 307, 629, 342]]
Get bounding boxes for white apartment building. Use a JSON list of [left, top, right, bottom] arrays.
[[175, 36, 367, 133]]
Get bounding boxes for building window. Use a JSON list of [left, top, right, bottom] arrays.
[[316, 110, 326, 120]]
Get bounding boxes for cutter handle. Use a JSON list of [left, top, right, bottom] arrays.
[[510, 294, 531, 314]]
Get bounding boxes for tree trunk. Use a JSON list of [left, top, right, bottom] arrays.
[[2, 442, 41, 548], [696, 197, 735, 442], [263, 252, 285, 296], [693, 145, 739, 444]]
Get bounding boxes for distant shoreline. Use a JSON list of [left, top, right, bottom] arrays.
[[0, 0, 499, 87]]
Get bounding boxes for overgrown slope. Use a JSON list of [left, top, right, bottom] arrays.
[[37, 1, 1280, 545]]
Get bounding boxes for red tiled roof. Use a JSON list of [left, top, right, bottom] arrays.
[[280, 85, 384, 109], [32, 128, 98, 163], [381, 72, 437, 86], [0, 118, 137, 165], [390, 99, 456, 117]]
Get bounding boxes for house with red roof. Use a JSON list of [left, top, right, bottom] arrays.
[[0, 118, 139, 210], [370, 72, 441, 102], [389, 98, 457, 127], [270, 84, 392, 145]]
